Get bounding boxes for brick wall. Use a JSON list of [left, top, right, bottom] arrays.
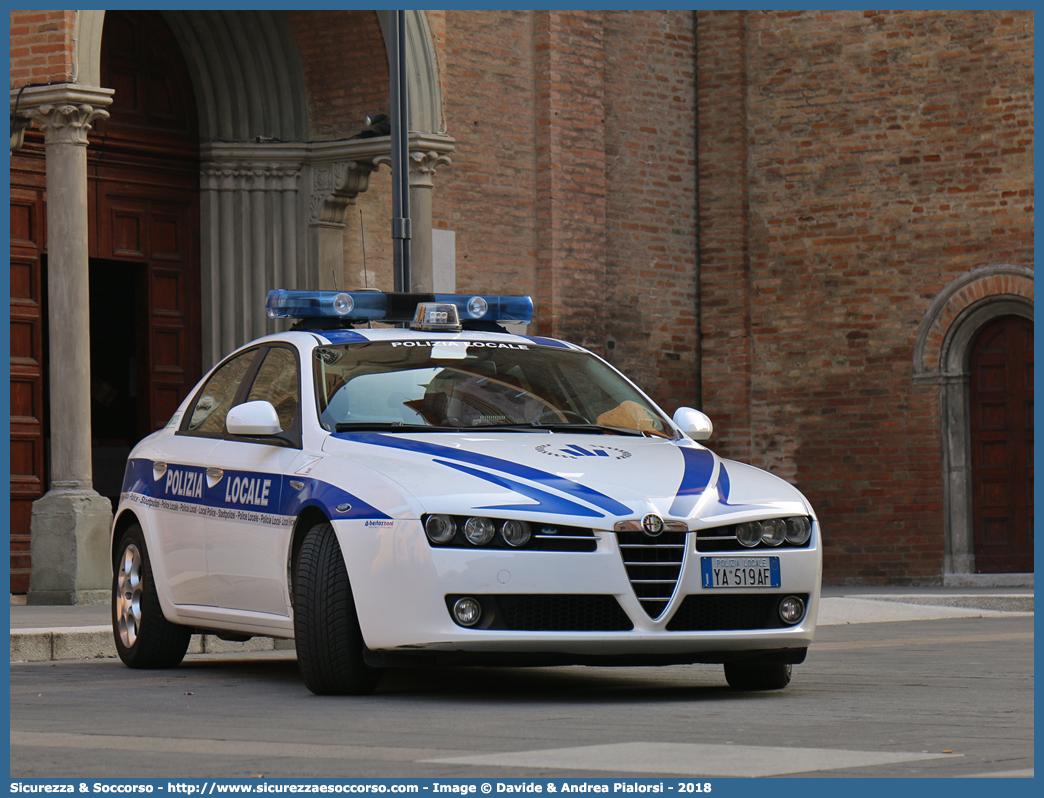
[[432, 10, 700, 411], [288, 10, 389, 141], [697, 10, 1034, 583], [603, 11, 699, 412], [433, 9, 539, 302], [9, 10, 77, 87], [531, 10, 607, 348], [695, 12, 754, 460]]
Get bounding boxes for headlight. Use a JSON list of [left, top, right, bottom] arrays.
[[761, 518, 786, 547], [785, 516, 812, 545], [425, 514, 457, 544], [500, 519, 531, 547], [735, 521, 763, 548], [464, 516, 496, 545]]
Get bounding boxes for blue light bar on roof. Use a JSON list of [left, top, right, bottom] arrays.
[[265, 289, 534, 325]]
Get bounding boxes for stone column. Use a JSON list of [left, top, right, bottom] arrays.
[[407, 149, 452, 293], [374, 137, 453, 293], [201, 150, 305, 364], [17, 85, 114, 605]]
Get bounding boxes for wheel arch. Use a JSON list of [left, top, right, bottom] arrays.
[[287, 505, 332, 604], [111, 509, 144, 566]]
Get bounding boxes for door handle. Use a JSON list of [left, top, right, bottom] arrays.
[[205, 467, 224, 488]]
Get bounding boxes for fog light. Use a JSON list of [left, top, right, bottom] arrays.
[[778, 595, 806, 625], [425, 514, 457, 544], [785, 516, 812, 545], [500, 519, 531, 547], [761, 518, 786, 547], [464, 516, 496, 545], [453, 597, 482, 627], [735, 521, 763, 548]]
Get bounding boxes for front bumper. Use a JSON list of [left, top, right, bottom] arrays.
[[337, 519, 822, 660]]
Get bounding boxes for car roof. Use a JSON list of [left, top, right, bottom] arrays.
[[304, 327, 584, 350]]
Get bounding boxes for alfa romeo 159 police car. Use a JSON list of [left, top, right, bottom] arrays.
[[111, 290, 821, 695]]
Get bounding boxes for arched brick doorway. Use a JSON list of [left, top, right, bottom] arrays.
[[912, 265, 1033, 582], [969, 315, 1033, 573], [88, 10, 202, 505]]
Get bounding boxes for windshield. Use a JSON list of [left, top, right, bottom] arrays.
[[313, 340, 675, 438]]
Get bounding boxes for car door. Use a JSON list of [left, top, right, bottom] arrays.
[[160, 346, 262, 606], [204, 344, 302, 617]]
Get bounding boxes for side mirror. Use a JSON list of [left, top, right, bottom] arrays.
[[226, 400, 283, 436], [673, 407, 713, 441]]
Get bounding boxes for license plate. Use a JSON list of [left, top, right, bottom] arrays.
[[701, 556, 780, 588]]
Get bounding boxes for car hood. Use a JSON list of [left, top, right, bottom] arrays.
[[322, 431, 809, 526]]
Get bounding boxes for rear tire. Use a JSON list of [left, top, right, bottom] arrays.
[[724, 662, 792, 691], [293, 521, 382, 695], [112, 523, 192, 669]]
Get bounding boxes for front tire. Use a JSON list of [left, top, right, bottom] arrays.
[[112, 523, 192, 669], [724, 662, 792, 691], [293, 521, 382, 695]]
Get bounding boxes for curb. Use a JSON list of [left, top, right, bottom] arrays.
[[10, 627, 295, 663]]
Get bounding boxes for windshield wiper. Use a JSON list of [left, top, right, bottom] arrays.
[[334, 422, 446, 433], [334, 421, 667, 438], [467, 422, 651, 437], [532, 422, 651, 436]]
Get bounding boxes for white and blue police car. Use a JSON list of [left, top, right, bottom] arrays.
[[111, 290, 822, 695]]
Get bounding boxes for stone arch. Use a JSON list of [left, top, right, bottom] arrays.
[[913, 263, 1034, 382], [376, 10, 445, 134], [72, 10, 445, 141], [913, 264, 1034, 583], [72, 10, 449, 364]]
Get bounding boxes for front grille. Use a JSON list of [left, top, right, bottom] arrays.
[[496, 594, 633, 631], [448, 594, 633, 631], [616, 529, 686, 619], [666, 594, 809, 631]]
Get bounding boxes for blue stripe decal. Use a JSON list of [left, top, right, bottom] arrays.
[[318, 329, 370, 344], [339, 432, 632, 517], [717, 464, 732, 504], [119, 458, 389, 521], [667, 445, 716, 518], [523, 336, 573, 349], [280, 475, 390, 521], [434, 459, 605, 518]]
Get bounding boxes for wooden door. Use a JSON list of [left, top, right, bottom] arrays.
[[94, 187, 201, 432], [9, 186, 47, 594], [87, 8, 202, 505], [970, 314, 1033, 573]]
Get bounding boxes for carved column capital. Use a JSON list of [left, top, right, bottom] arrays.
[[12, 84, 114, 148], [407, 150, 453, 188], [373, 149, 453, 190], [24, 103, 109, 146]]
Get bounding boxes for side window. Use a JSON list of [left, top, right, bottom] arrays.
[[247, 347, 299, 432], [185, 350, 258, 434]]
